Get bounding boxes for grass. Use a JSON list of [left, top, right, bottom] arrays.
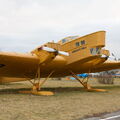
[[0, 78, 120, 120]]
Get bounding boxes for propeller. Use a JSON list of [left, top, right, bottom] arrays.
[[100, 51, 119, 61], [108, 52, 119, 61], [41, 47, 69, 56], [111, 53, 117, 61]]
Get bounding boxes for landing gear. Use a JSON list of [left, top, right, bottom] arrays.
[[70, 70, 107, 92], [19, 66, 55, 95]]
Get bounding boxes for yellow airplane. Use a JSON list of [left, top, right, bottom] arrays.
[[0, 31, 120, 95]]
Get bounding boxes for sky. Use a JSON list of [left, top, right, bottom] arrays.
[[0, 0, 120, 57]]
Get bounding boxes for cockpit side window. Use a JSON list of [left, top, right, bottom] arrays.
[[76, 42, 80, 46], [90, 47, 101, 55]]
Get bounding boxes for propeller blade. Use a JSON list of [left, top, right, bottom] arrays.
[[108, 56, 118, 61], [58, 51, 69, 56], [111, 52, 117, 61], [42, 47, 56, 52], [111, 53, 115, 57]]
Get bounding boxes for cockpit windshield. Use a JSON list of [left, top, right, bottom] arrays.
[[61, 36, 79, 44], [68, 36, 79, 40]]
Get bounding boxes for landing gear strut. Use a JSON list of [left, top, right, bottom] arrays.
[[19, 66, 55, 95], [70, 70, 107, 92]]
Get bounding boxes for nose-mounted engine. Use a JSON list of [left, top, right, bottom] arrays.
[[31, 46, 69, 65]]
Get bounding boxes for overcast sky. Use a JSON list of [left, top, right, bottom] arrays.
[[0, 0, 120, 57]]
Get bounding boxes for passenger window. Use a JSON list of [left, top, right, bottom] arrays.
[[81, 40, 85, 45], [96, 47, 101, 54], [75, 42, 80, 46]]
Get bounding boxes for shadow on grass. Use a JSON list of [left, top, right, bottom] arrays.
[[0, 87, 84, 94], [0, 85, 120, 95]]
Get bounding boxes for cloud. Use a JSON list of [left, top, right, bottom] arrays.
[[0, 0, 120, 57]]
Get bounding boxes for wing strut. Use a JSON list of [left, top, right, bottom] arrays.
[[69, 70, 107, 92]]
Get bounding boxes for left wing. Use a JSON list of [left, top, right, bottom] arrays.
[[0, 52, 39, 79]]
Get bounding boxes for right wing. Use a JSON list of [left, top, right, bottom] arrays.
[[92, 60, 120, 72]]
